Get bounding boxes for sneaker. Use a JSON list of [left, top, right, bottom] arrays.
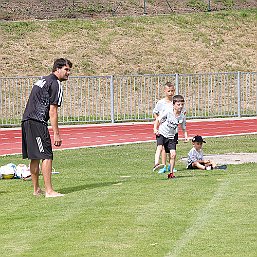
[[153, 163, 165, 172], [158, 166, 167, 174], [167, 173, 176, 179], [214, 165, 227, 170], [167, 164, 177, 172]]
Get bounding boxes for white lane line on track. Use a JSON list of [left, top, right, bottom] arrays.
[[2, 130, 257, 156], [0, 142, 20, 145], [1, 131, 257, 157], [108, 130, 148, 134], [165, 180, 230, 257]]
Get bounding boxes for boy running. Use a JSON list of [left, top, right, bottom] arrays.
[[153, 95, 187, 179]]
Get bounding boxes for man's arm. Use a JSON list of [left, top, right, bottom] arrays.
[[49, 104, 62, 147]]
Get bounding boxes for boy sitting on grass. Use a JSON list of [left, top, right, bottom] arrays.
[[187, 135, 217, 170]]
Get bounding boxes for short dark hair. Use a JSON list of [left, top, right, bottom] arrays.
[[52, 58, 73, 72], [165, 82, 174, 88], [173, 94, 185, 104]]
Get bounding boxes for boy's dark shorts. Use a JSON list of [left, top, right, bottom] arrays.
[[156, 133, 178, 153], [187, 163, 197, 169], [22, 120, 53, 160]]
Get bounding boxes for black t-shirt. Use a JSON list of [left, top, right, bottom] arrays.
[[22, 74, 63, 125]]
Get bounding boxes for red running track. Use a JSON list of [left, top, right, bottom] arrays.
[[0, 118, 257, 156]]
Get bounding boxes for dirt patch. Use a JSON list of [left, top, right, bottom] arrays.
[[181, 153, 257, 165]]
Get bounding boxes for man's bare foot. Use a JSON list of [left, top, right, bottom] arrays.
[[33, 188, 44, 196], [45, 191, 64, 198]]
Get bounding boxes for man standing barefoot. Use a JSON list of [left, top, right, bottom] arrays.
[[22, 58, 72, 197]]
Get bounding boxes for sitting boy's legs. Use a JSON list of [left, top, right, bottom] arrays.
[[209, 160, 216, 168], [192, 161, 206, 170], [191, 161, 215, 170]]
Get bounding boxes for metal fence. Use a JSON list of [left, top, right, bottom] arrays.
[[0, 71, 256, 127], [2, 0, 251, 21]]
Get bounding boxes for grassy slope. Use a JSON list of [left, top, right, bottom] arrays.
[[0, 9, 257, 77], [1, 0, 257, 20]]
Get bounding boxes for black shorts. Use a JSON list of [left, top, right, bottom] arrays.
[[187, 163, 196, 169], [156, 133, 178, 153], [22, 120, 53, 160]]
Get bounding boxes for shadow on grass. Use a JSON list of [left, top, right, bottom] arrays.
[[60, 181, 124, 194], [165, 170, 226, 179]]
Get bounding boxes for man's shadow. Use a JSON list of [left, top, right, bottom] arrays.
[[60, 181, 124, 194]]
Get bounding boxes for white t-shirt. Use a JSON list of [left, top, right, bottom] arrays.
[[187, 147, 204, 167], [153, 98, 173, 116], [157, 107, 186, 139]]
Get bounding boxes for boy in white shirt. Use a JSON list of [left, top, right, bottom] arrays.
[[153, 95, 188, 179], [187, 135, 216, 170], [152, 82, 174, 172]]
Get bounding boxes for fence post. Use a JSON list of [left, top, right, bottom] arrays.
[[0, 79, 2, 125], [175, 73, 179, 94], [208, 0, 211, 12], [237, 71, 241, 117], [143, 0, 147, 15], [110, 75, 115, 123]]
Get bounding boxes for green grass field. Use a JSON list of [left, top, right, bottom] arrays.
[[0, 135, 257, 257]]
